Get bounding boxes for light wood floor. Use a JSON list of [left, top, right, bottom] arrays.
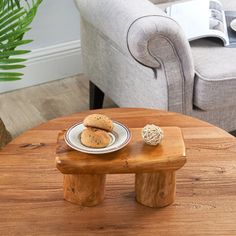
[[0, 75, 116, 138], [1, 75, 235, 139]]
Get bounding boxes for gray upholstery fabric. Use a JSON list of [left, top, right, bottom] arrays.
[[153, 0, 236, 112], [76, 0, 194, 113], [191, 105, 236, 132], [76, 0, 164, 54], [75, 0, 236, 131], [127, 15, 195, 113], [190, 0, 236, 111], [127, 15, 194, 76], [80, 18, 169, 110], [191, 39, 236, 110]]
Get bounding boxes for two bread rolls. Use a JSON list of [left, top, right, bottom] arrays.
[[81, 114, 113, 148]]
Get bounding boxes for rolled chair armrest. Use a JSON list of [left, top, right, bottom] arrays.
[[76, 0, 193, 71], [75, 0, 195, 113], [75, 0, 172, 52], [127, 15, 194, 78]]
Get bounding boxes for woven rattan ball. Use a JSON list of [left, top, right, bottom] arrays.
[[141, 124, 164, 146]]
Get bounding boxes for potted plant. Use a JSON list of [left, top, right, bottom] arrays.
[[0, 0, 42, 148]]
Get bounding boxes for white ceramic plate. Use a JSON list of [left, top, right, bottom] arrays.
[[65, 121, 131, 154], [230, 19, 236, 32]]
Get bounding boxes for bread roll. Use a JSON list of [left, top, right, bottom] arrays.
[[80, 127, 110, 148], [83, 114, 114, 132]]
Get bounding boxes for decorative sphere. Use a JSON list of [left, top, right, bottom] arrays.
[[141, 124, 164, 146]]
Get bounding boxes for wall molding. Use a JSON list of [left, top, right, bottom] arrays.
[[0, 40, 82, 94]]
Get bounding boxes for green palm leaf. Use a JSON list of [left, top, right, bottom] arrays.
[[0, 58, 27, 64], [0, 40, 33, 50], [0, 7, 21, 25], [0, 27, 31, 43], [0, 76, 21, 81], [0, 0, 42, 82], [0, 11, 26, 33], [0, 50, 30, 58], [0, 71, 23, 81], [0, 72, 23, 76], [0, 64, 25, 70]]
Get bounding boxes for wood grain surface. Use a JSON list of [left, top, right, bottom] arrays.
[[135, 171, 176, 208], [63, 174, 106, 206], [0, 108, 236, 235], [57, 127, 185, 208], [0, 75, 115, 138], [56, 127, 186, 174]]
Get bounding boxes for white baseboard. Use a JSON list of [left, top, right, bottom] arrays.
[[0, 40, 82, 93]]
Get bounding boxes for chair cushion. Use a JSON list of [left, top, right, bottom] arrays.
[[191, 39, 236, 110], [155, 0, 236, 111], [188, 0, 236, 111]]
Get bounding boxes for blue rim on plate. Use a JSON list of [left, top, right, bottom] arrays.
[[64, 121, 131, 154]]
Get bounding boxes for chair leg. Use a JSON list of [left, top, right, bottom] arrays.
[[89, 81, 104, 110], [229, 130, 236, 137]]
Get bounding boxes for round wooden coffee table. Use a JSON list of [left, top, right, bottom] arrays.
[[1, 108, 236, 235]]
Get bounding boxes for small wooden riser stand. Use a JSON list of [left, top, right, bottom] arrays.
[[135, 171, 176, 208], [63, 174, 106, 206], [56, 127, 186, 208]]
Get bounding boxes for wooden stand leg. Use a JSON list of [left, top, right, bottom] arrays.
[[135, 171, 176, 208], [63, 174, 106, 206]]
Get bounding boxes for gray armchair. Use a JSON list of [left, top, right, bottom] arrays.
[[75, 0, 236, 132]]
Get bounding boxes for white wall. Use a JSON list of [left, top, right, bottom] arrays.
[[0, 0, 82, 93], [24, 0, 81, 50]]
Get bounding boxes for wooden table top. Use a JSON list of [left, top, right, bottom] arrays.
[[56, 127, 186, 174], [1, 108, 236, 235]]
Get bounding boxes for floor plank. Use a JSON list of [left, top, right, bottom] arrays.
[[1, 74, 235, 139], [0, 75, 116, 138]]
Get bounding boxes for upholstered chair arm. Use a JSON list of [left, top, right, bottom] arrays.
[[127, 14, 195, 113], [75, 0, 195, 113], [127, 15, 194, 75]]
